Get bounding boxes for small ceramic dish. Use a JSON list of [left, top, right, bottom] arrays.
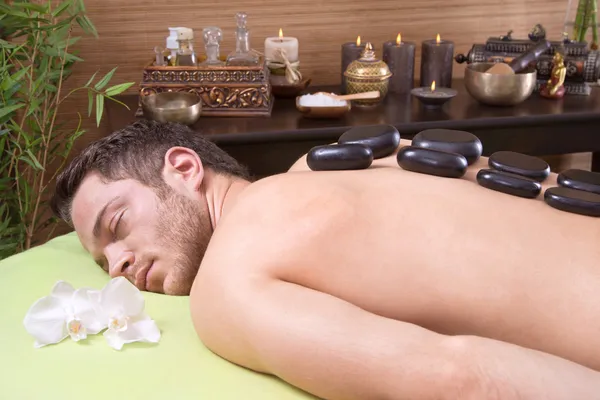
[[295, 95, 352, 119], [271, 77, 312, 98]]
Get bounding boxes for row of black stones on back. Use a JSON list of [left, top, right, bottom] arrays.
[[480, 151, 600, 217], [306, 125, 600, 217], [307, 125, 402, 171]]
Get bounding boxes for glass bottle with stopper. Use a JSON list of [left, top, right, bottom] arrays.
[[226, 12, 260, 66], [176, 27, 198, 66], [200, 26, 225, 66]]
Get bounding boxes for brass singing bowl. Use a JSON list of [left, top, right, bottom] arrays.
[[141, 91, 202, 125], [464, 62, 537, 106], [295, 93, 351, 119]]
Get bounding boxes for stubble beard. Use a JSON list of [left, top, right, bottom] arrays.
[[155, 188, 213, 295]]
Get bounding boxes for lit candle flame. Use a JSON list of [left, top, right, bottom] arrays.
[[431, 81, 436, 91], [279, 28, 283, 38], [396, 33, 402, 45], [356, 35, 361, 46], [436, 33, 441, 44]]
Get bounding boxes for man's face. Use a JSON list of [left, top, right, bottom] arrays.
[[71, 172, 211, 295]]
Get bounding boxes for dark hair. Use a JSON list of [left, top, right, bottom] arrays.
[[51, 119, 251, 225]]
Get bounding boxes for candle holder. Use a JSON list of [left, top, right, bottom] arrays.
[[411, 84, 457, 108]]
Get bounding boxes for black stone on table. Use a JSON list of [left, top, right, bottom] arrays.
[[307, 143, 373, 171], [476, 169, 542, 199], [544, 187, 600, 217], [396, 146, 468, 178], [488, 151, 550, 182], [338, 125, 401, 159], [557, 169, 600, 195], [412, 129, 483, 165]]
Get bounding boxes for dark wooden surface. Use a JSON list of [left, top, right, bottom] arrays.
[[106, 79, 600, 177]]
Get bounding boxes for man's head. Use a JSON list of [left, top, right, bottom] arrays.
[[51, 119, 251, 295]]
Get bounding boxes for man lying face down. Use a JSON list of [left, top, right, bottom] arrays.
[[52, 120, 600, 400]]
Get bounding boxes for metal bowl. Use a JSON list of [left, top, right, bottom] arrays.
[[295, 94, 351, 119], [464, 62, 537, 106], [141, 91, 202, 125]]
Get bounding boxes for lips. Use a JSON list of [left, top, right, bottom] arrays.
[[134, 263, 153, 291]]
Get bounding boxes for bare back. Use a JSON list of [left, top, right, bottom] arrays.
[[191, 140, 600, 399]]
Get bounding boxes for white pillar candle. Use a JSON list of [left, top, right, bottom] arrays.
[[264, 28, 299, 63]]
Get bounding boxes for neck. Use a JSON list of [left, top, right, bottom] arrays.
[[202, 171, 250, 230]]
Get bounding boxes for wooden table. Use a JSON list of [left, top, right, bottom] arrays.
[[107, 80, 600, 177]]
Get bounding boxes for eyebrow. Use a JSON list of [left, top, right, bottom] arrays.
[[92, 196, 121, 239]]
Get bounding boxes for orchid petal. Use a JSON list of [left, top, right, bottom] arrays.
[[100, 277, 145, 317], [103, 317, 161, 351], [71, 288, 106, 334], [50, 281, 76, 305], [23, 295, 68, 348], [103, 328, 126, 351]]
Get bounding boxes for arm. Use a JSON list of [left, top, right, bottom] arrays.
[[191, 278, 600, 400]]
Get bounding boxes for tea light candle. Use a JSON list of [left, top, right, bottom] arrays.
[[341, 35, 366, 93], [419, 34, 454, 88], [264, 28, 299, 63], [411, 80, 457, 108], [382, 33, 415, 94]]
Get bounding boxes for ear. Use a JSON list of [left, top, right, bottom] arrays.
[[162, 147, 205, 192]]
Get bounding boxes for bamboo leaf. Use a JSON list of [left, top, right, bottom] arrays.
[[0, 7, 29, 18], [0, 104, 24, 120], [45, 83, 58, 93], [23, 149, 44, 170], [104, 82, 135, 96], [94, 67, 117, 90], [88, 90, 94, 116], [12, 2, 49, 14], [63, 52, 84, 62], [52, 1, 72, 17], [84, 70, 98, 87], [95, 94, 104, 127], [57, 36, 81, 49]]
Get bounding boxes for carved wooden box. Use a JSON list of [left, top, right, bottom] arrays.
[[137, 57, 273, 117]]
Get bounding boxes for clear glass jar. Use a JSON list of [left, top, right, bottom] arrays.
[[226, 12, 259, 66]]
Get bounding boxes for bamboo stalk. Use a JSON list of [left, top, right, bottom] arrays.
[[573, 0, 588, 41], [592, 0, 598, 49]]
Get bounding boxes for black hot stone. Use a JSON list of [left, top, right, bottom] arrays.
[[338, 125, 401, 159], [396, 146, 468, 178], [476, 169, 542, 199], [544, 187, 600, 217], [412, 129, 483, 165], [307, 143, 373, 171], [557, 169, 600, 195], [488, 151, 550, 182]]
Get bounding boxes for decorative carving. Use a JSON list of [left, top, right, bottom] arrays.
[[139, 58, 273, 117], [142, 68, 266, 84]]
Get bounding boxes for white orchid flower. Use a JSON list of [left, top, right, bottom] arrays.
[[97, 277, 161, 351], [23, 281, 106, 348]]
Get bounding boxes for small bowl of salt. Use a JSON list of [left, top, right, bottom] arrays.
[[296, 92, 351, 119]]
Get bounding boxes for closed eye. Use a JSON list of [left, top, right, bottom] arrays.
[[113, 211, 126, 240]]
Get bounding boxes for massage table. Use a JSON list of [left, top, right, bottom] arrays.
[[0, 232, 317, 399]]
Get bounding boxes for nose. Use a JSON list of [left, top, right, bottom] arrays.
[[104, 244, 135, 279]]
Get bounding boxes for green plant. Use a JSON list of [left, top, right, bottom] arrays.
[[571, 0, 599, 48], [0, 0, 134, 260]]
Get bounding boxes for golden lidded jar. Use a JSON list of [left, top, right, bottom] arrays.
[[344, 42, 392, 106]]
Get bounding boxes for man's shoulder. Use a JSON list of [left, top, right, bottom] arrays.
[[204, 172, 350, 268]]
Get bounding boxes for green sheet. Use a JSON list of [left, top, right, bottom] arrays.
[[0, 232, 316, 400]]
